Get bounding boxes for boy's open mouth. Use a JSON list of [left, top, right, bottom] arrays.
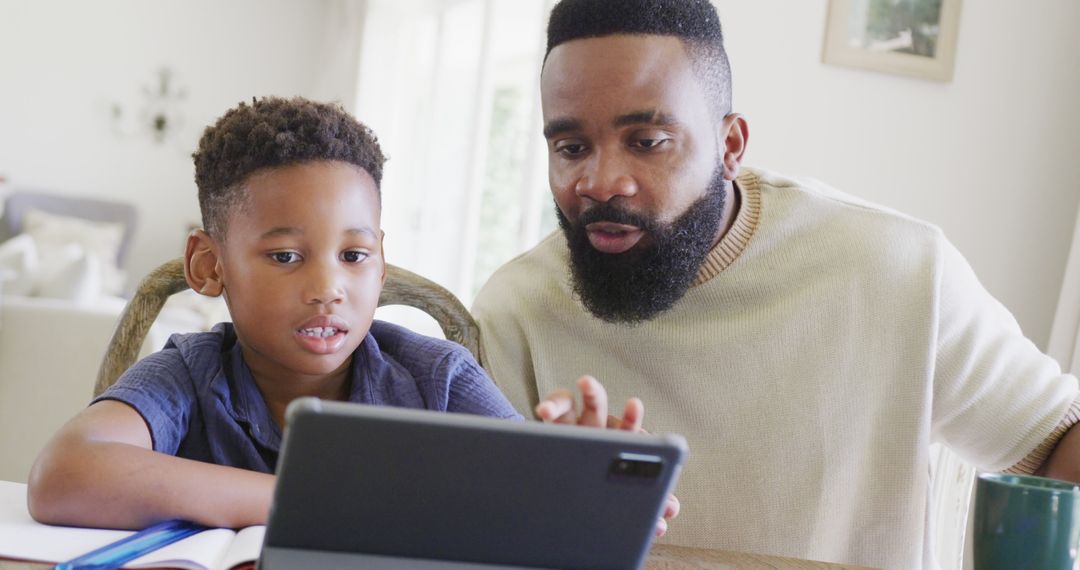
[[294, 316, 350, 354], [298, 327, 342, 338]]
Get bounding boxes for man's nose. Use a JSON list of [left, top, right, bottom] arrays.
[[574, 150, 638, 203], [304, 260, 345, 305]]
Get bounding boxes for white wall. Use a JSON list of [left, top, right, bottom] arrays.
[[2, 1, 1078, 348], [713, 0, 1080, 348], [0, 0, 335, 284]]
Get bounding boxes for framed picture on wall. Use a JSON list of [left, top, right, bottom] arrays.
[[822, 0, 962, 82]]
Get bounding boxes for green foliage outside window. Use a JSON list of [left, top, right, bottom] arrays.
[[474, 87, 528, 298]]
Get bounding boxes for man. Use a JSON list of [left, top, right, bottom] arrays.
[[472, 0, 1080, 568]]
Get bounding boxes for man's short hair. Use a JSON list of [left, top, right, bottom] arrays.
[[545, 0, 732, 117], [192, 96, 386, 238]]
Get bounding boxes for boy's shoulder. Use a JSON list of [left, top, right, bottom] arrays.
[[362, 320, 516, 418], [159, 323, 236, 369], [162, 322, 235, 351], [366, 320, 471, 367], [113, 323, 236, 391]]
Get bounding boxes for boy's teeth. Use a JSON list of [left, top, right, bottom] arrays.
[[300, 327, 338, 338]]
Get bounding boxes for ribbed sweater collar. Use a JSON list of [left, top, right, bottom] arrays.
[[691, 168, 762, 286]]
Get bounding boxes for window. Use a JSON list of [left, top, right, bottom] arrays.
[[355, 0, 555, 313]]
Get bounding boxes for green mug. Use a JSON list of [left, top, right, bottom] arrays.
[[973, 472, 1080, 569]]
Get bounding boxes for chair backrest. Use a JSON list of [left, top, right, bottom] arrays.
[[1, 190, 138, 268], [928, 443, 976, 570], [94, 258, 481, 397]]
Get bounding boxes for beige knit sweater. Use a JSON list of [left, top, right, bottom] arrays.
[[473, 167, 1080, 569]]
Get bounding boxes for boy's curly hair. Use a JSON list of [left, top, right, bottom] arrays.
[[192, 96, 386, 238]]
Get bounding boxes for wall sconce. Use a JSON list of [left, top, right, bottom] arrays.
[[110, 67, 188, 144]]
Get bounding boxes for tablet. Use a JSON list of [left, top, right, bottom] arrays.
[[260, 397, 687, 570]]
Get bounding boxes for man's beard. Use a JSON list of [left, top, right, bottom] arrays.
[[556, 165, 727, 324]]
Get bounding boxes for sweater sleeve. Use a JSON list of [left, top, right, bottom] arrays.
[[931, 235, 1080, 471], [473, 274, 543, 419], [1005, 398, 1080, 474]]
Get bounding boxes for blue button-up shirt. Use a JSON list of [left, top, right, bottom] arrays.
[[96, 321, 522, 473]]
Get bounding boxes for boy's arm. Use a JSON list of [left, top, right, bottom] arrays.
[[27, 400, 274, 530]]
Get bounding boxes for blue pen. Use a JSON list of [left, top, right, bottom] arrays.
[[54, 519, 208, 570]]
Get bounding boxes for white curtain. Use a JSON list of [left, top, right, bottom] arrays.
[[1048, 201, 1080, 374], [353, 0, 554, 316], [311, 0, 369, 111]]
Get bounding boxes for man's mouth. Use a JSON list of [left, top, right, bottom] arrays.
[[585, 222, 645, 254]]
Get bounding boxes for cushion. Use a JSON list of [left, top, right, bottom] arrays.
[[0, 234, 39, 296], [35, 247, 104, 304], [159, 289, 232, 331], [22, 208, 126, 295]]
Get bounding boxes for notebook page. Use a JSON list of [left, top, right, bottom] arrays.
[[126, 527, 238, 570], [215, 525, 265, 570], [0, 480, 133, 563]]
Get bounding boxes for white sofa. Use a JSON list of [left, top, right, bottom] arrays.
[[0, 295, 169, 483]]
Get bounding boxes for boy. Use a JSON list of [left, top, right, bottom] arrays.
[[27, 97, 654, 531]]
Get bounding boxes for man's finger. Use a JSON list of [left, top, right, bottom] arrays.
[[663, 493, 681, 520], [536, 389, 577, 424], [654, 516, 668, 538], [619, 397, 644, 432], [575, 376, 608, 427]]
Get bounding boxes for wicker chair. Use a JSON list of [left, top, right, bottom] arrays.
[[93, 258, 481, 397]]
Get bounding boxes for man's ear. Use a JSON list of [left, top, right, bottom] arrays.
[[184, 229, 225, 297], [719, 113, 750, 181]]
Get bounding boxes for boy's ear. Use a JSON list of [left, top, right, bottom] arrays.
[[184, 229, 225, 297]]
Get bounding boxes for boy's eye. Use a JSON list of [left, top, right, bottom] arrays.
[[269, 252, 301, 264], [342, 250, 369, 263]]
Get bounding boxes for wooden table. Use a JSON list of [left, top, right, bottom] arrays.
[[1, 546, 875, 569], [647, 544, 876, 569]]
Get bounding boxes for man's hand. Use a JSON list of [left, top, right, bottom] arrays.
[[535, 375, 678, 537], [657, 494, 681, 537], [535, 375, 643, 430]]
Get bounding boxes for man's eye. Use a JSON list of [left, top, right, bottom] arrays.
[[555, 143, 587, 157], [633, 137, 668, 150], [342, 250, 369, 263], [270, 252, 300, 264]]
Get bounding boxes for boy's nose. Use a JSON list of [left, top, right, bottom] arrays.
[[305, 264, 346, 305]]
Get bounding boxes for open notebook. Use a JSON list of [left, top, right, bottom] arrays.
[[0, 481, 263, 570]]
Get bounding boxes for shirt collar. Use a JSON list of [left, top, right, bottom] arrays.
[[218, 327, 380, 452], [224, 340, 283, 451]]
